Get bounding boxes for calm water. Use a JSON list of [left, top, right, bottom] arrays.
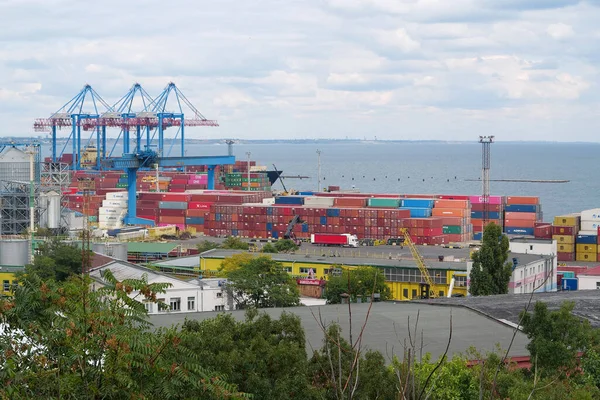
[[47, 141, 600, 221]]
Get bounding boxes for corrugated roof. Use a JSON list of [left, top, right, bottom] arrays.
[[89, 260, 199, 288], [127, 242, 178, 254], [578, 265, 600, 276], [154, 255, 200, 268]]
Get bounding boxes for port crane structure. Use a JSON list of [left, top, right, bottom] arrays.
[[34, 82, 219, 171]]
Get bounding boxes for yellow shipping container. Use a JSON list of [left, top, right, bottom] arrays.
[[557, 243, 574, 253], [149, 225, 177, 238], [553, 215, 579, 227], [553, 235, 574, 244], [576, 252, 597, 262], [186, 226, 197, 235], [577, 244, 598, 253]]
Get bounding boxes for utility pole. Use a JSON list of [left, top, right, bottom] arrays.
[[316, 149, 322, 192], [25, 146, 35, 264], [479, 136, 494, 229], [246, 151, 251, 191]]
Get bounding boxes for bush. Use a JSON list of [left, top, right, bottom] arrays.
[[196, 240, 220, 253], [221, 237, 249, 250], [274, 239, 299, 253]]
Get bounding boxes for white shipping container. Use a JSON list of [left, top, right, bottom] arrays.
[[99, 207, 125, 215], [99, 214, 122, 222], [578, 230, 598, 236], [580, 209, 600, 222], [581, 221, 600, 231], [262, 198, 275, 205], [106, 192, 128, 200], [304, 196, 335, 207], [103, 200, 128, 207]]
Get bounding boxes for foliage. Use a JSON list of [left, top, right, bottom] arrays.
[[219, 253, 254, 276], [520, 300, 594, 376], [25, 239, 83, 281], [225, 256, 300, 309], [221, 237, 249, 250], [183, 310, 318, 399], [261, 243, 278, 253], [0, 272, 245, 399], [469, 223, 513, 296], [324, 267, 391, 304], [197, 239, 221, 253], [274, 239, 299, 253]]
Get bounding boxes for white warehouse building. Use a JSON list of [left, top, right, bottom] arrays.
[[508, 237, 558, 293], [89, 259, 231, 314]]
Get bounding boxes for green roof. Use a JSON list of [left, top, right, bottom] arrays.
[[127, 242, 179, 254]]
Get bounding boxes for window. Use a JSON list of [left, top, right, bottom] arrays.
[[158, 299, 167, 312], [170, 297, 181, 311], [438, 291, 444, 297], [411, 289, 417, 299], [215, 305, 225, 311], [187, 297, 195, 311], [299, 268, 312, 274], [530, 245, 533, 251], [2, 280, 9, 292], [596, 282, 600, 290], [11, 280, 17, 292], [216, 292, 223, 298], [403, 288, 409, 298], [144, 302, 154, 313], [283, 267, 292, 273]]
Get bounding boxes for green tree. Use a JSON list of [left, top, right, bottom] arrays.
[[520, 301, 594, 377], [261, 243, 278, 253], [469, 223, 513, 296], [182, 310, 318, 399], [0, 272, 245, 399], [274, 239, 299, 253], [226, 256, 300, 309], [197, 239, 221, 253], [25, 239, 83, 281], [221, 237, 249, 250], [324, 267, 391, 304]]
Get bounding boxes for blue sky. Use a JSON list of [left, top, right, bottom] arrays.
[[1, 0, 599, 141]]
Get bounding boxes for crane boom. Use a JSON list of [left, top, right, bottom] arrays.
[[399, 228, 436, 298]]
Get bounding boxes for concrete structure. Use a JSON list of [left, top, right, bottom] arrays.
[[509, 237, 558, 292], [149, 302, 530, 359], [575, 266, 600, 290], [89, 259, 230, 314]]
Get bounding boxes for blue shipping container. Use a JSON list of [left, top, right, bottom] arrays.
[[326, 208, 341, 217], [266, 222, 273, 230], [402, 199, 435, 208], [399, 207, 432, 218], [274, 196, 305, 205], [185, 217, 205, 225], [320, 216, 327, 225], [473, 232, 483, 240], [266, 207, 273, 215], [301, 223, 309, 233], [504, 204, 538, 213], [272, 231, 279, 239], [471, 211, 501, 220], [505, 227, 534, 236], [576, 234, 597, 244], [215, 213, 221, 221], [298, 191, 314, 196], [232, 229, 238, 236], [562, 278, 578, 291]]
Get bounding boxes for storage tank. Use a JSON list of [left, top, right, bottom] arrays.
[[39, 191, 61, 229], [0, 239, 30, 266], [92, 242, 128, 261]]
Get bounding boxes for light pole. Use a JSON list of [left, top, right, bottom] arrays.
[[316, 149, 322, 192], [246, 152, 251, 191]]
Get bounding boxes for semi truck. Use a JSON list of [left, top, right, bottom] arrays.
[[310, 233, 359, 248]]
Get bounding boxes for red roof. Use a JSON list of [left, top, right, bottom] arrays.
[[578, 265, 600, 276]]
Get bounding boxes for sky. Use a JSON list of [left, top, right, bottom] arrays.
[[1, 0, 600, 142]]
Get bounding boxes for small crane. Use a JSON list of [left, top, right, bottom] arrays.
[[399, 228, 437, 299], [283, 215, 304, 246]]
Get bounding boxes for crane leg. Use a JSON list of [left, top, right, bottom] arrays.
[[124, 166, 155, 226]]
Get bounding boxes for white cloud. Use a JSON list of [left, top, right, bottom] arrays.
[[0, 0, 599, 141]]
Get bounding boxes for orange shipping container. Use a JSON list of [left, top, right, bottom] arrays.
[[505, 196, 539, 205], [504, 212, 537, 221], [434, 199, 469, 209], [432, 208, 467, 217]]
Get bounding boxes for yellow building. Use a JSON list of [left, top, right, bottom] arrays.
[[0, 266, 23, 296], [188, 250, 468, 300]]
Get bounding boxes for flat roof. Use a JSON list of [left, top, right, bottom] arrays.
[[203, 249, 468, 271], [510, 237, 554, 244], [510, 253, 551, 266], [423, 290, 600, 328], [127, 242, 179, 254], [149, 302, 529, 359]]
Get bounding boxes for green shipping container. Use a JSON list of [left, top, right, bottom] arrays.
[[367, 198, 401, 208], [443, 225, 463, 234]]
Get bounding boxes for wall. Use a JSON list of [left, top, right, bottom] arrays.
[[509, 258, 555, 294], [509, 239, 558, 292], [0, 270, 18, 295], [577, 275, 600, 291]]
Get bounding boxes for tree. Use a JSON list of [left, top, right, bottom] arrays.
[[261, 243, 278, 253], [182, 310, 319, 399], [324, 267, 391, 304], [469, 223, 513, 296], [225, 256, 300, 309], [221, 237, 249, 250], [25, 239, 83, 281], [274, 239, 299, 253], [520, 301, 594, 376], [197, 240, 221, 253], [219, 253, 254, 276]]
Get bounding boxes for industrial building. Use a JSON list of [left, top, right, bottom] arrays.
[[508, 237, 558, 293], [89, 258, 231, 313]]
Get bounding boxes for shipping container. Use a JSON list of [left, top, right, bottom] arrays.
[[505, 227, 534, 235], [576, 243, 597, 253], [504, 204, 539, 213], [274, 196, 305, 205], [557, 243, 574, 253], [401, 199, 434, 208], [333, 197, 367, 207], [576, 235, 597, 245], [557, 252, 576, 262], [580, 209, 600, 222], [505, 196, 539, 205], [576, 252, 597, 262], [504, 212, 537, 221], [553, 214, 580, 227], [562, 278, 578, 291], [468, 195, 502, 205], [553, 226, 575, 235], [431, 208, 467, 217], [434, 199, 469, 209], [581, 221, 600, 232], [553, 234, 575, 244], [368, 198, 401, 208], [399, 207, 432, 218], [471, 203, 502, 212], [471, 211, 501, 220]]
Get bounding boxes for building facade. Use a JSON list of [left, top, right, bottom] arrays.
[[509, 237, 558, 292]]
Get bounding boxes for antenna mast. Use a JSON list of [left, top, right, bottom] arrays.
[[479, 136, 494, 229]]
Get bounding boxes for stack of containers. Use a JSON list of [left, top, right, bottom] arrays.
[[274, 196, 305, 206], [503, 196, 541, 236], [224, 172, 270, 191], [333, 197, 367, 208], [553, 214, 580, 262], [399, 198, 433, 218], [98, 191, 127, 229], [469, 195, 503, 240], [432, 198, 472, 242], [401, 217, 445, 245], [158, 193, 191, 230], [534, 222, 553, 239], [368, 198, 401, 208], [576, 209, 600, 262]]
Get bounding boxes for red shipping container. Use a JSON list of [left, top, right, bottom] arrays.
[[436, 195, 469, 200], [557, 252, 576, 262], [505, 212, 536, 221], [504, 219, 535, 228], [159, 209, 186, 217], [434, 199, 469, 209], [552, 226, 575, 235], [471, 203, 502, 212]]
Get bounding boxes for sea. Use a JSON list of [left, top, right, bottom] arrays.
[[44, 141, 600, 222]]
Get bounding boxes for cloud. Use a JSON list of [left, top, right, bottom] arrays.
[[0, 0, 599, 141]]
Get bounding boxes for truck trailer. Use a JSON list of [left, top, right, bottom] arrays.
[[310, 233, 359, 248]]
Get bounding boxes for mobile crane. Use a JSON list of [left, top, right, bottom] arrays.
[[398, 228, 437, 299], [283, 215, 304, 246]]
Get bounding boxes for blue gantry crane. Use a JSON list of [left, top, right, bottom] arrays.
[[102, 150, 234, 226]]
